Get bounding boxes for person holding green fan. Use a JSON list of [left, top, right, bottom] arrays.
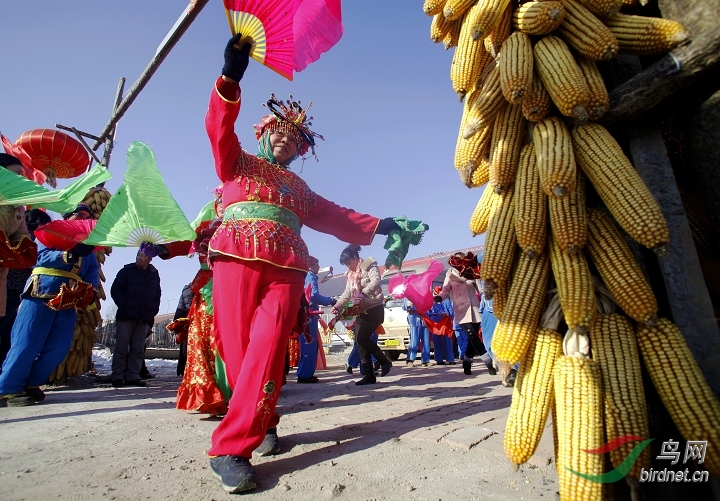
[[201, 34, 411, 494]]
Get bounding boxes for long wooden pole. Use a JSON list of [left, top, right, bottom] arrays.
[[91, 0, 211, 150]]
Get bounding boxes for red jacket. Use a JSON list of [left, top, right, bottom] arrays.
[[205, 77, 380, 272]]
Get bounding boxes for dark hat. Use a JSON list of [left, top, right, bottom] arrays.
[[62, 203, 92, 220]]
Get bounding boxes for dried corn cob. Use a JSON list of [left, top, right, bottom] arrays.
[[431, 13, 455, 43], [592, 313, 650, 478], [576, 0, 621, 18], [469, 182, 499, 235], [576, 55, 609, 121], [533, 116, 576, 198], [533, 36, 589, 120], [549, 234, 596, 334], [515, 144, 547, 259], [554, 355, 604, 501], [513, 1, 565, 36], [451, 11, 492, 100], [586, 209, 658, 325], [549, 168, 587, 254], [444, 0, 476, 21], [491, 250, 550, 363], [504, 328, 564, 465], [481, 187, 516, 297], [455, 85, 492, 180], [492, 280, 509, 321], [489, 103, 526, 194], [604, 13, 688, 55], [469, 155, 491, 187], [484, 3, 513, 57], [468, 0, 513, 40], [636, 318, 720, 477], [499, 32, 533, 104], [464, 63, 505, 139], [443, 17, 464, 49], [522, 72, 553, 123], [424, 0, 447, 16], [557, 0, 619, 61], [572, 124, 669, 251]]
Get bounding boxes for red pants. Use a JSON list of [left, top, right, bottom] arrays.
[[208, 256, 304, 458]]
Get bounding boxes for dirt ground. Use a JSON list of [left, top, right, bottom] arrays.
[[0, 351, 558, 501]]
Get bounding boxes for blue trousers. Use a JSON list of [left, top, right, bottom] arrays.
[[0, 290, 23, 372], [0, 298, 77, 394], [346, 332, 377, 375], [433, 335, 455, 363], [297, 317, 319, 379], [408, 320, 430, 363], [454, 326, 468, 360]]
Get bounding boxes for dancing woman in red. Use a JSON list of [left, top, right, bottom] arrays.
[[205, 35, 402, 493]]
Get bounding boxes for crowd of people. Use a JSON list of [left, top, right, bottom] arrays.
[[0, 35, 510, 496]]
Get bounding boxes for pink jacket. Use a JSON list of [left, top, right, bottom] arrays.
[[437, 268, 482, 324]]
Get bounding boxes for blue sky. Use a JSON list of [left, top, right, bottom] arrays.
[[2, 1, 485, 315]]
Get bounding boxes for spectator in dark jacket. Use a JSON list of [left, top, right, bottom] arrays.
[[174, 284, 194, 376], [110, 249, 161, 388]]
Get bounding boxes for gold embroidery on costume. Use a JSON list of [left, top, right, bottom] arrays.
[[256, 379, 278, 429]]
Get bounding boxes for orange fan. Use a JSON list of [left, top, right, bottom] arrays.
[[15, 129, 90, 187]]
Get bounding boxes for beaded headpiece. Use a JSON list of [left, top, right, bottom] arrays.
[[254, 94, 324, 160]]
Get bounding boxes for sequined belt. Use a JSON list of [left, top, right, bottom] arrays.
[[223, 202, 301, 234]]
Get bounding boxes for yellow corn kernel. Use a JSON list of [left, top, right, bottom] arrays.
[[604, 13, 688, 55], [424, 0, 448, 16], [572, 124, 669, 251], [489, 103, 526, 194], [484, 2, 513, 57], [504, 329, 564, 465], [557, 0, 618, 61], [468, 0, 513, 40], [592, 313, 650, 478], [636, 319, 720, 478], [444, 0, 477, 21], [515, 144, 548, 259], [575, 55, 609, 121], [554, 355, 604, 501], [533, 36, 590, 120], [492, 280, 509, 321], [469, 155, 491, 187], [522, 72, 552, 123], [549, 168, 587, 254], [456, 86, 493, 180], [481, 186, 517, 297], [491, 250, 551, 364], [430, 13, 455, 43], [533, 116, 576, 198], [513, 1, 565, 36], [451, 8, 492, 100], [548, 234, 596, 334], [464, 63, 505, 139], [586, 208, 658, 324], [443, 16, 464, 49], [469, 182, 499, 236], [499, 32, 534, 104]]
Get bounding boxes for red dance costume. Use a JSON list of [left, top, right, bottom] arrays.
[[206, 77, 380, 458]]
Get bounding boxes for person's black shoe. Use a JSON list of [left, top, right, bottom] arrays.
[[436, 361, 446, 365], [254, 428, 281, 456], [380, 359, 393, 377], [124, 380, 147, 387], [25, 386, 45, 402], [140, 372, 155, 380], [210, 455, 258, 493], [373, 360, 381, 372], [463, 358, 472, 375], [111, 379, 124, 388], [297, 376, 319, 384], [345, 363, 353, 374], [355, 374, 376, 385]]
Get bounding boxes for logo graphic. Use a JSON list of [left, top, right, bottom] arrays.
[[567, 435, 654, 483]]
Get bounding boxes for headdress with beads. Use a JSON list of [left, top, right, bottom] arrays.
[[254, 94, 324, 160]]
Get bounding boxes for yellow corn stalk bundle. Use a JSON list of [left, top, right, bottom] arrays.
[[554, 355, 604, 501], [48, 187, 112, 384], [592, 313, 650, 478], [504, 328, 563, 465], [572, 123, 670, 252], [514, 144, 547, 259], [490, 250, 550, 364], [636, 319, 720, 477]]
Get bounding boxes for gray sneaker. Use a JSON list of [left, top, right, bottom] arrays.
[[254, 428, 281, 456], [209, 455, 258, 493]]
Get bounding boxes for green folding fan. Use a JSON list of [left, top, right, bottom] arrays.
[[0, 164, 112, 214], [84, 142, 195, 246]]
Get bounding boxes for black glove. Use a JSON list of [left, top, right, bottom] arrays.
[[330, 299, 337, 308], [67, 243, 94, 263], [376, 217, 401, 236], [433, 295, 443, 303], [222, 34, 251, 82]]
